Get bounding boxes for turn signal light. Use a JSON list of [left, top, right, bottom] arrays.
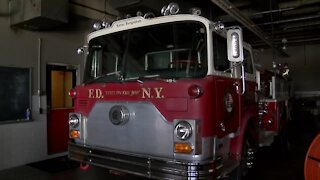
[[188, 85, 203, 98], [70, 130, 80, 138], [69, 89, 77, 98], [174, 142, 193, 154]]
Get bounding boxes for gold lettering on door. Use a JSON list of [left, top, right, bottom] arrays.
[[141, 88, 151, 98], [88, 89, 104, 98], [154, 87, 164, 99], [141, 87, 164, 99]]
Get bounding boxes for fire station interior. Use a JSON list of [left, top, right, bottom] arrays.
[[0, 0, 320, 179]]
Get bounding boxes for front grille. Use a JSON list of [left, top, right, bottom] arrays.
[[78, 99, 88, 107]]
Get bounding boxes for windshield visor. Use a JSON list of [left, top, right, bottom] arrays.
[[84, 21, 208, 83]]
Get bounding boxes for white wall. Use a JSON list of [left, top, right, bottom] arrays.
[[0, 12, 91, 170], [254, 44, 320, 96]]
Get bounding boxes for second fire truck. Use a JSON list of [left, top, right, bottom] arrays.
[[68, 3, 290, 179]]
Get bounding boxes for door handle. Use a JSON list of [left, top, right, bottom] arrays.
[[233, 82, 241, 95], [233, 64, 246, 95]]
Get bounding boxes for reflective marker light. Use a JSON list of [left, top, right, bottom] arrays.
[[70, 130, 80, 139], [231, 32, 240, 58], [69, 89, 77, 98], [188, 85, 203, 98], [174, 142, 193, 154], [175, 121, 192, 140]]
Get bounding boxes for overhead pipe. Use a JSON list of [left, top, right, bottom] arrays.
[[283, 22, 320, 31], [251, 7, 295, 16], [281, 6, 320, 16], [257, 14, 320, 26], [285, 37, 320, 44], [251, 33, 320, 42], [251, 37, 320, 47], [216, 7, 295, 23], [279, 0, 320, 9], [256, 26, 320, 36], [38, 38, 42, 114], [210, 0, 288, 57]]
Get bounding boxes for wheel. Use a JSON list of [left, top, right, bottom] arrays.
[[228, 136, 257, 180]]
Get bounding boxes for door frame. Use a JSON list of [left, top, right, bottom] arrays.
[[46, 63, 80, 154], [46, 63, 80, 108]]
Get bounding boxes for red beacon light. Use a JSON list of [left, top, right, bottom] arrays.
[[188, 85, 203, 98], [69, 89, 77, 98]]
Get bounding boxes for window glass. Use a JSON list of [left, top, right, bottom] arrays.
[[243, 49, 253, 74], [84, 21, 208, 83], [213, 33, 230, 71]]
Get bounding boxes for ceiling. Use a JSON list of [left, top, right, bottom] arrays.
[[2, 0, 316, 53], [70, 0, 320, 53], [218, 0, 320, 49]]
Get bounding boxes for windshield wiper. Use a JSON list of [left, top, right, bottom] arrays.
[[85, 71, 121, 84], [125, 74, 175, 83]]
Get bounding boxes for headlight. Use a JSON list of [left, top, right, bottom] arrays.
[[175, 121, 192, 140], [69, 114, 80, 128], [109, 106, 130, 125]]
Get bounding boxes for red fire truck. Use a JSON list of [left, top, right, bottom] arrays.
[[68, 3, 290, 179]]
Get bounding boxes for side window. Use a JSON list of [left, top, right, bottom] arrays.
[[101, 52, 119, 74], [213, 33, 230, 71], [243, 49, 253, 74]]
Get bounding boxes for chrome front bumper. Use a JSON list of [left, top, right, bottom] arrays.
[[68, 142, 216, 179]]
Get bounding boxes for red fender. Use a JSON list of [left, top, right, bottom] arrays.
[[304, 133, 320, 180], [229, 105, 259, 161], [80, 162, 90, 171]]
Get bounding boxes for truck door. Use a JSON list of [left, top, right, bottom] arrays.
[[213, 34, 241, 137]]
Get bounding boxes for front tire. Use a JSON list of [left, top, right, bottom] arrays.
[[228, 136, 256, 180]]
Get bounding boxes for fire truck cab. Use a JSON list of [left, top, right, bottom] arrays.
[[68, 4, 289, 179]]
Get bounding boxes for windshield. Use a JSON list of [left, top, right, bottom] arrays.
[[84, 21, 208, 83]]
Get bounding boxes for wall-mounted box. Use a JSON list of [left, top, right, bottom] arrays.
[[10, 0, 68, 30]]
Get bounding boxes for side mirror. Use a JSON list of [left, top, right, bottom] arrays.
[[77, 45, 88, 55], [227, 27, 244, 62]]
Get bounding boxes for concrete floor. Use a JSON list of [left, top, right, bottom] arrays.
[[0, 161, 141, 180], [245, 104, 319, 180], [0, 101, 318, 180]]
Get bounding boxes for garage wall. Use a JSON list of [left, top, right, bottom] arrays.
[[0, 15, 90, 170], [255, 44, 320, 97]]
